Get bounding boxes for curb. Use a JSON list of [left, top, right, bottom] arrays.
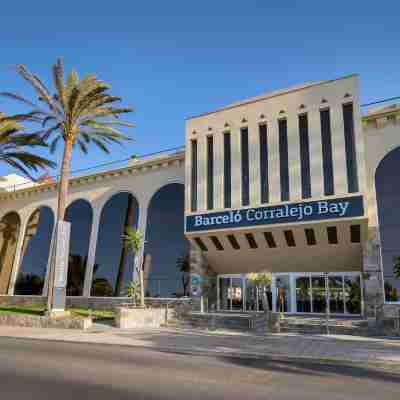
[[1, 333, 400, 373]]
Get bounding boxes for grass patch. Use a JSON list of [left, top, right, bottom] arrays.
[[0, 305, 44, 316], [0, 305, 116, 321]]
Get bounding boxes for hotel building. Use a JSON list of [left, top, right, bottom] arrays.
[[0, 74, 399, 319]]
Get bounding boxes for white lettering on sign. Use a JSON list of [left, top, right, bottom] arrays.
[[190, 199, 353, 229]]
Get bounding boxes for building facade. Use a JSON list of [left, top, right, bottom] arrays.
[[0, 74, 399, 318]]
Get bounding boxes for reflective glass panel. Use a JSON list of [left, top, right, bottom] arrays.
[[344, 276, 361, 314], [296, 276, 311, 313], [311, 276, 327, 313], [15, 207, 54, 295], [276, 275, 290, 312], [328, 276, 344, 314]]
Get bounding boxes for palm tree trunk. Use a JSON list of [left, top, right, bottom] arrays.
[[47, 138, 73, 313]]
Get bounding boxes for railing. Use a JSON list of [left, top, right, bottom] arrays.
[[0, 145, 185, 194]]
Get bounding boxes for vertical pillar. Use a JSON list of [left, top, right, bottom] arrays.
[[133, 202, 149, 283], [289, 274, 297, 313], [271, 275, 277, 312], [82, 206, 102, 297], [7, 216, 28, 295]]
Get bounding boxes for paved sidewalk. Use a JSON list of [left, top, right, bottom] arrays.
[[1, 324, 400, 367]]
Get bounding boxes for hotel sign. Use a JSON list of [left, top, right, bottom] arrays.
[[186, 196, 364, 232]]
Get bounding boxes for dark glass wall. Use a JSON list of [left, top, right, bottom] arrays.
[[298, 114, 311, 199], [65, 200, 93, 296], [145, 184, 189, 297], [241, 127, 250, 206], [0, 212, 21, 294], [376, 148, 400, 302], [343, 103, 359, 193], [15, 207, 54, 295], [92, 193, 139, 297], [259, 124, 269, 203], [320, 109, 334, 195], [190, 139, 198, 212], [207, 136, 214, 210], [224, 132, 232, 208], [278, 119, 289, 201]]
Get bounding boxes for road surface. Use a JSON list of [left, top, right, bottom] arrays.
[[0, 337, 398, 399]]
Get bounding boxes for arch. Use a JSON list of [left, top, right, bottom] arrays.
[[376, 147, 400, 302], [15, 206, 54, 295], [91, 192, 139, 297], [0, 212, 21, 294], [65, 199, 93, 296], [145, 183, 190, 297]]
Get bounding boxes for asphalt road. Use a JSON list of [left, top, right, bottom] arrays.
[[0, 337, 399, 400]]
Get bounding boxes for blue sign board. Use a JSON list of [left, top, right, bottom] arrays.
[[186, 196, 364, 232]]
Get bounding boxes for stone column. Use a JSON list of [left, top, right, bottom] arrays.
[[82, 207, 102, 297], [362, 227, 384, 318], [189, 245, 213, 312], [7, 215, 28, 295]]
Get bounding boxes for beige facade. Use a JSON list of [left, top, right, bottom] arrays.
[[185, 75, 368, 276]]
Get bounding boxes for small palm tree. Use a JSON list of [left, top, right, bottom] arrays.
[[122, 227, 145, 307], [176, 254, 190, 297], [393, 256, 400, 280], [0, 113, 55, 179], [1, 59, 134, 312]]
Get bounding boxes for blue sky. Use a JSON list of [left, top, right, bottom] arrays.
[[1, 1, 399, 178]]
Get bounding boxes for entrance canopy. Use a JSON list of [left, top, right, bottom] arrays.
[[187, 217, 367, 274]]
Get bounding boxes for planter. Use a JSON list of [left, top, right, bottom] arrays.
[[115, 306, 168, 329]]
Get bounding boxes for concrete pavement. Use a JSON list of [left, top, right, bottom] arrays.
[[0, 336, 399, 400], [0, 324, 400, 368]]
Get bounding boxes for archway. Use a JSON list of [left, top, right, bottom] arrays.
[[376, 147, 400, 302], [0, 212, 21, 294], [15, 206, 54, 295], [92, 192, 139, 296], [145, 183, 189, 297], [65, 199, 93, 296]]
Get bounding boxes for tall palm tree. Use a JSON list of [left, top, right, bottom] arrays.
[[1, 59, 134, 312], [0, 113, 55, 180]]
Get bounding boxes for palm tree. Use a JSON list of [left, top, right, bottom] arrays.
[[122, 227, 145, 307], [1, 59, 134, 312], [0, 113, 55, 179], [176, 253, 190, 297]]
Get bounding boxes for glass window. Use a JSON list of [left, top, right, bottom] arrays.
[[276, 275, 290, 312], [284, 230, 296, 247], [245, 233, 258, 249], [259, 124, 269, 203], [328, 276, 344, 314], [311, 276, 327, 313], [343, 103, 359, 193], [278, 119, 290, 201], [210, 236, 223, 251], [224, 132, 232, 208], [241, 127, 250, 206], [227, 235, 240, 250], [207, 136, 214, 210], [15, 207, 54, 295], [0, 212, 21, 294], [65, 200, 93, 296], [304, 228, 316, 246], [320, 109, 334, 195], [296, 276, 311, 312], [145, 184, 189, 298], [327, 226, 338, 244], [190, 139, 198, 212], [92, 193, 139, 297], [376, 148, 400, 302], [264, 232, 276, 248], [344, 276, 361, 314], [299, 114, 311, 198]]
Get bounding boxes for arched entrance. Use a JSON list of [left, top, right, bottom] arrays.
[[0, 212, 21, 294], [15, 206, 54, 295], [376, 147, 400, 302], [92, 192, 139, 296], [65, 199, 93, 296], [145, 183, 189, 297]]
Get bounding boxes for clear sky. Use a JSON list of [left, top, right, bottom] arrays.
[[1, 1, 399, 179]]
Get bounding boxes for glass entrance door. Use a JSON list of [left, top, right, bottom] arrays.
[[218, 276, 244, 311]]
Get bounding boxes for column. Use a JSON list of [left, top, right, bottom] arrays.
[[7, 216, 28, 295], [133, 202, 149, 283], [268, 119, 280, 203], [308, 108, 324, 198], [248, 120, 261, 205], [271, 275, 277, 312], [289, 274, 297, 313], [330, 104, 348, 195], [287, 114, 302, 201], [231, 125, 242, 208], [82, 207, 102, 297]]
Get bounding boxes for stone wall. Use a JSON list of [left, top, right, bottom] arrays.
[[0, 314, 92, 330]]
